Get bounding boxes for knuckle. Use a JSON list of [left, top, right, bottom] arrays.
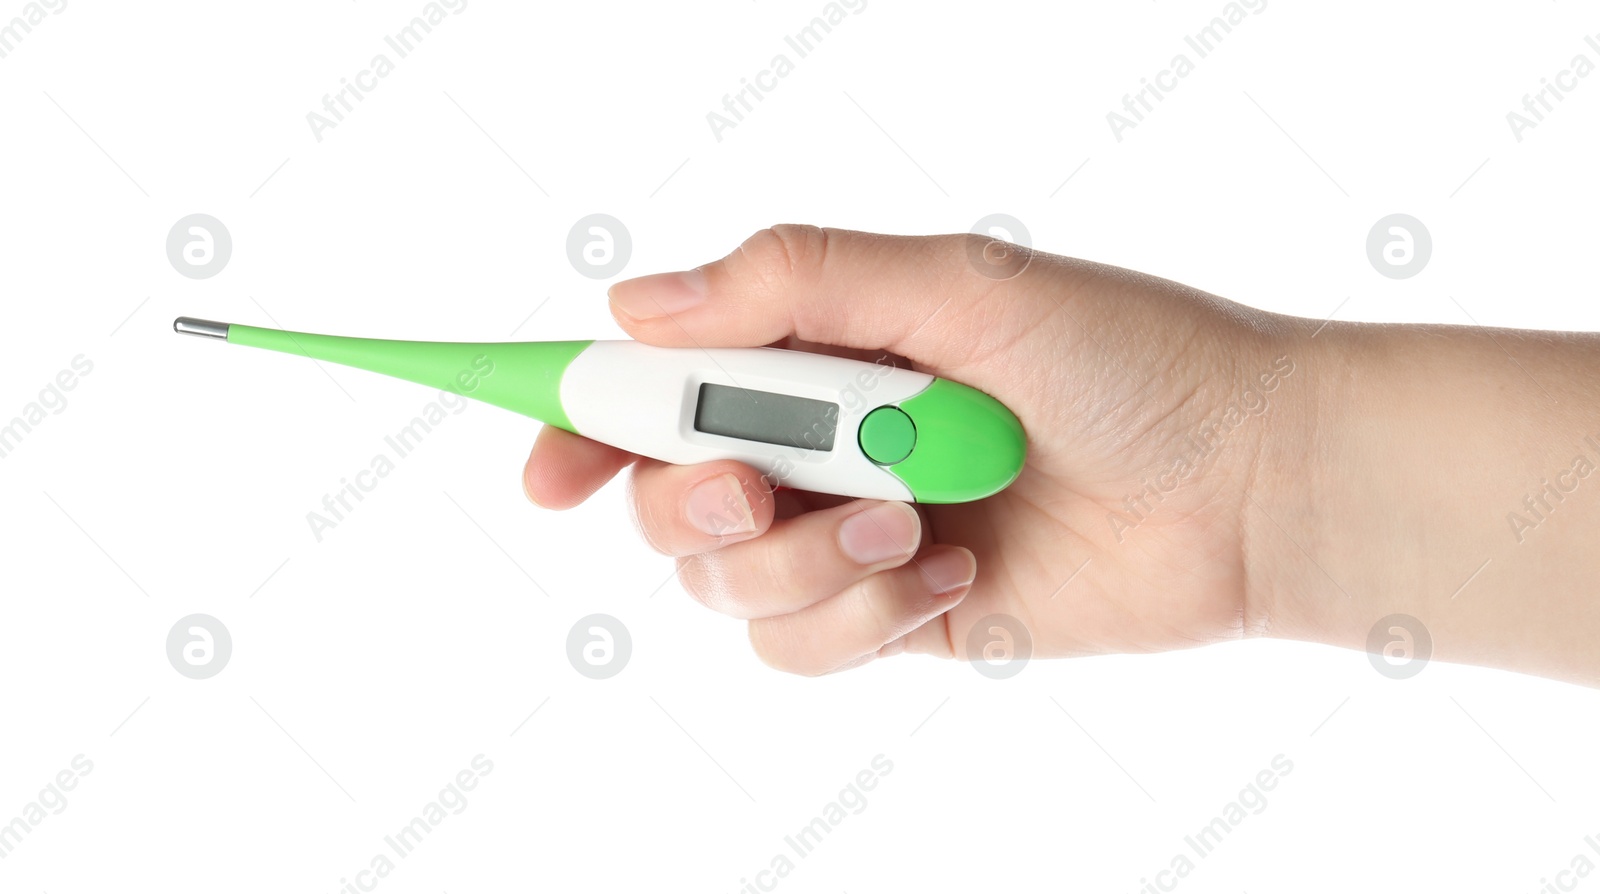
[[853, 571, 905, 634], [748, 622, 831, 677], [854, 567, 938, 645], [624, 474, 673, 556], [674, 555, 718, 607], [755, 534, 804, 596], [735, 224, 831, 289], [676, 552, 753, 618]]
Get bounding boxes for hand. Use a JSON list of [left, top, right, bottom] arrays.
[[523, 225, 1304, 675]]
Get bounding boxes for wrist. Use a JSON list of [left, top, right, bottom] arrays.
[[1237, 319, 1334, 643], [1242, 317, 1600, 683]]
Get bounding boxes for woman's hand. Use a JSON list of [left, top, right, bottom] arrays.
[[523, 225, 1306, 675]]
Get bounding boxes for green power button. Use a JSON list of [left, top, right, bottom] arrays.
[[858, 405, 916, 465]]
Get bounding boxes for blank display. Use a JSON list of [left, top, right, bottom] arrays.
[[693, 383, 839, 451]]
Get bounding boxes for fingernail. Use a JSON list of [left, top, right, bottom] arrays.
[[917, 548, 976, 596], [838, 502, 920, 566], [609, 269, 707, 320], [687, 473, 755, 537]]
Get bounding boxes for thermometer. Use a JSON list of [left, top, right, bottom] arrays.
[[173, 317, 1026, 503]]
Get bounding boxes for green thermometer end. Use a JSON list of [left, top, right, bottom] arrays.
[[172, 316, 590, 432]]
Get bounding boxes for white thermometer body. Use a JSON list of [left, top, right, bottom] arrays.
[[563, 342, 933, 501]]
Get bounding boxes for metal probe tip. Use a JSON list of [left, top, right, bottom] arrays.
[[173, 317, 230, 340]]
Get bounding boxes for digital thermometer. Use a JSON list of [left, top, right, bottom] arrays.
[[173, 317, 1026, 503]]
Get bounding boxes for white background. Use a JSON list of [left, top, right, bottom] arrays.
[[3, 1, 1599, 891]]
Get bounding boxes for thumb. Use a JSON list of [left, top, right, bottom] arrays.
[[605, 225, 1044, 372]]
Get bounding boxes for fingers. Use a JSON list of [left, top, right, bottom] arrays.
[[747, 546, 977, 676], [606, 225, 1044, 371], [627, 459, 776, 557], [614, 450, 976, 675], [678, 499, 922, 619], [522, 425, 635, 510]]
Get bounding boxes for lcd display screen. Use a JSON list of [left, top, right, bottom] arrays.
[[692, 383, 839, 451]]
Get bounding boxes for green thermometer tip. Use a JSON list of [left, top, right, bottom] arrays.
[[173, 317, 592, 432]]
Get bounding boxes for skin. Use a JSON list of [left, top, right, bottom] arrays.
[[523, 225, 1600, 685]]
